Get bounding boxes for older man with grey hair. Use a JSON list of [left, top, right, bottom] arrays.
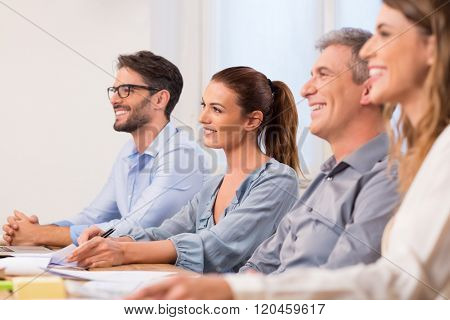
[[238, 27, 399, 274]]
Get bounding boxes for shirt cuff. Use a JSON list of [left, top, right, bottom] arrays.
[[224, 273, 267, 299], [69, 225, 89, 245], [169, 234, 204, 273]]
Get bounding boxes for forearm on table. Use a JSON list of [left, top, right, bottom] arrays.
[[36, 225, 72, 247], [121, 239, 177, 265]]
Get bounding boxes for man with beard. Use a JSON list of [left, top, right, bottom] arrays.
[[2, 51, 209, 247]]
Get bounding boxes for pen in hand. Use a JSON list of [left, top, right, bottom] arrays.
[[101, 228, 115, 238], [67, 227, 116, 263]]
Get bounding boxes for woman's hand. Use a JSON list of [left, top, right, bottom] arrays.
[[67, 237, 126, 268], [77, 226, 104, 245]]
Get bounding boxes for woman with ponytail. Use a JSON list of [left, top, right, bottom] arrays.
[[68, 66, 301, 273]]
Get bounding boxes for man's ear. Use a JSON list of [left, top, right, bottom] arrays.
[[152, 90, 171, 111], [360, 80, 372, 106], [244, 110, 264, 131]]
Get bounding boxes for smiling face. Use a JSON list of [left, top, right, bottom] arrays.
[[199, 81, 252, 150], [360, 4, 433, 111], [110, 67, 154, 133], [301, 44, 366, 141]]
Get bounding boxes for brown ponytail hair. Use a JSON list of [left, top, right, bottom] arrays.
[[211, 66, 301, 173]]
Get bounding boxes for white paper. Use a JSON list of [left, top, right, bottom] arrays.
[[65, 279, 161, 299], [2, 244, 79, 266], [49, 244, 78, 267], [45, 268, 175, 282], [0, 244, 81, 276], [0, 257, 51, 275]]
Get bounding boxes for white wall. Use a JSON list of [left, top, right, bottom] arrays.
[[0, 0, 210, 224], [0, 0, 152, 223], [148, 0, 204, 131]]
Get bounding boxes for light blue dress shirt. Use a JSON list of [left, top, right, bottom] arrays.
[[131, 158, 300, 273], [54, 123, 210, 244]]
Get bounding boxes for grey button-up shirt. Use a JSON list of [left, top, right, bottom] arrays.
[[241, 133, 399, 274], [134, 158, 300, 273]]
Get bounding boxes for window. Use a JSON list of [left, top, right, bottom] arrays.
[[202, 0, 381, 177]]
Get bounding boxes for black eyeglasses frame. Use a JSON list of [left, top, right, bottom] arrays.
[[107, 84, 161, 100]]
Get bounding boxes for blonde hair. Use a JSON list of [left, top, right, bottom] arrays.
[[383, 0, 450, 193]]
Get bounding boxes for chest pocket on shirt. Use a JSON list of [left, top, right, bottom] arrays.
[[288, 203, 341, 266], [307, 205, 342, 234]]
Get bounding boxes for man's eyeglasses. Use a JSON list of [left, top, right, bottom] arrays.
[[107, 84, 160, 100]]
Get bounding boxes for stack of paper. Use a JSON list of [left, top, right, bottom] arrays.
[[0, 244, 80, 276], [44, 268, 175, 282], [0, 257, 51, 276], [49, 269, 176, 299], [1, 245, 181, 299]]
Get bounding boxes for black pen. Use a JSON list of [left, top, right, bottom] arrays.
[[101, 228, 115, 238]]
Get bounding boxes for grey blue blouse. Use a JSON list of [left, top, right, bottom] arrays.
[[131, 158, 299, 273]]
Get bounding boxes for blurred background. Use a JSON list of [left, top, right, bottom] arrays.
[[0, 0, 380, 224]]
